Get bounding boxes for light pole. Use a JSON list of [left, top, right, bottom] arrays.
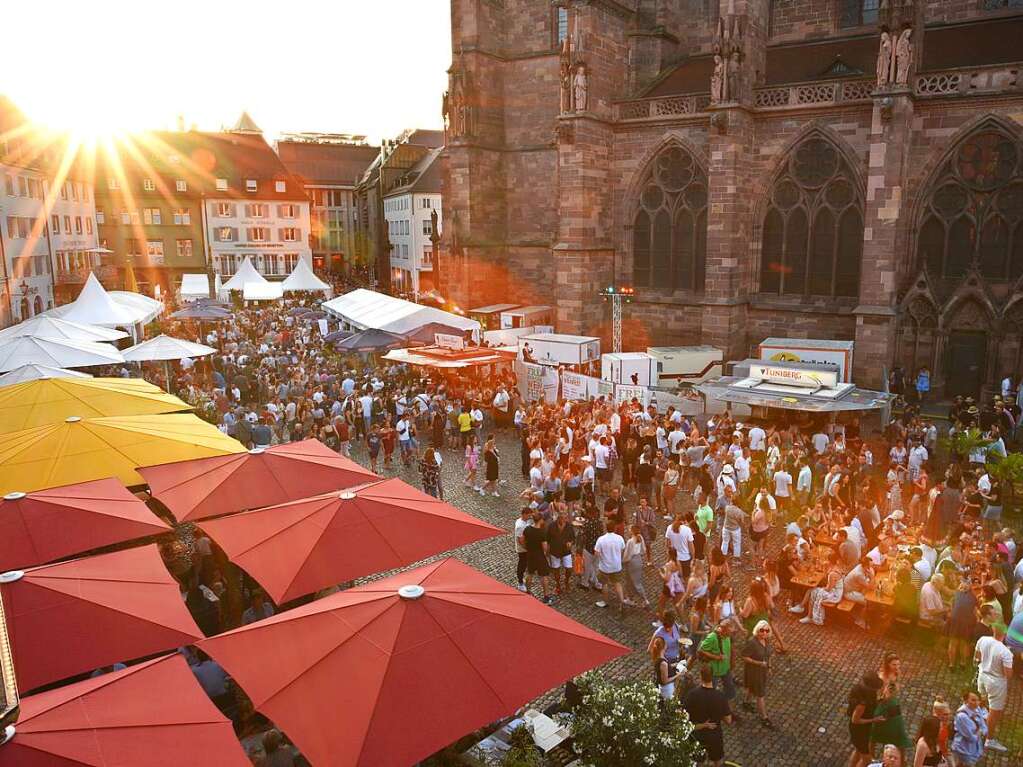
[[599, 285, 633, 354], [0, 569, 20, 744]]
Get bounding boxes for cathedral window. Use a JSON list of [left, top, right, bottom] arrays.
[[916, 127, 1023, 282], [838, 0, 880, 28], [632, 145, 708, 292], [759, 135, 864, 298]]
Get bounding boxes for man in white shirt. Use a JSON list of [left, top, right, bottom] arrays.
[[513, 507, 533, 592], [773, 466, 792, 513], [748, 425, 766, 453], [975, 624, 1012, 752], [656, 424, 669, 457], [812, 430, 830, 455], [358, 391, 374, 437], [396, 415, 413, 466], [492, 387, 510, 428], [796, 461, 813, 506], [594, 523, 628, 610], [668, 427, 687, 460], [665, 518, 695, 579], [907, 442, 928, 481], [734, 448, 752, 488], [593, 438, 612, 493]]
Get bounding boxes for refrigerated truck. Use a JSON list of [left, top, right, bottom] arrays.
[[518, 333, 600, 368]]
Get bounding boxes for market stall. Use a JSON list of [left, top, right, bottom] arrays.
[[322, 288, 480, 339]]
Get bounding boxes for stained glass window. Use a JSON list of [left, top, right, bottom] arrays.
[[759, 134, 864, 297], [632, 145, 709, 291]]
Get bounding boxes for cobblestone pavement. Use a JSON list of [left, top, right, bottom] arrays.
[[345, 431, 1020, 767]]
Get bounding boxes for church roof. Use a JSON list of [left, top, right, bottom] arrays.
[[232, 111, 262, 134]]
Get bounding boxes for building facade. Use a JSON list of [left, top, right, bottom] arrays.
[[276, 135, 379, 275], [384, 148, 443, 295], [355, 129, 444, 292], [49, 176, 101, 304], [94, 124, 310, 293], [441, 0, 1023, 397]]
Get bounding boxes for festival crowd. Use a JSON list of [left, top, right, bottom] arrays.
[[127, 295, 1022, 767]]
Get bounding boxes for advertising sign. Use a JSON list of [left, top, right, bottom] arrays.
[[435, 333, 465, 350], [562, 371, 588, 401], [749, 364, 839, 389], [615, 384, 650, 407], [758, 339, 853, 382]]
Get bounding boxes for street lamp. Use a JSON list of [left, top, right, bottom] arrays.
[[599, 285, 633, 354], [0, 570, 20, 744]]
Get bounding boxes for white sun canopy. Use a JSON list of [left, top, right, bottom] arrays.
[[0, 336, 124, 372], [122, 334, 217, 362], [0, 364, 92, 387], [243, 281, 284, 301], [0, 316, 128, 344], [109, 291, 164, 325], [322, 288, 481, 338], [282, 259, 331, 293], [222, 257, 268, 292], [50, 274, 141, 327]]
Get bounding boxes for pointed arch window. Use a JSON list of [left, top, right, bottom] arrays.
[[759, 135, 864, 297], [916, 127, 1023, 282], [632, 145, 708, 292]]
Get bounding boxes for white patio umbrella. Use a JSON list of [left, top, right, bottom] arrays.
[[0, 316, 129, 345], [0, 364, 92, 387], [122, 334, 217, 390], [0, 336, 124, 373]]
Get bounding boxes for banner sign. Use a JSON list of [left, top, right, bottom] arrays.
[[615, 384, 650, 407], [749, 364, 838, 390], [562, 371, 588, 401], [542, 366, 560, 404], [435, 333, 465, 350]]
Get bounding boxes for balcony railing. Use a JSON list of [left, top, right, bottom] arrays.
[[753, 79, 874, 109], [914, 64, 1021, 99], [614, 93, 712, 121]]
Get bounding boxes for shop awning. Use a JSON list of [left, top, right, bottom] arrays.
[[697, 376, 893, 413]]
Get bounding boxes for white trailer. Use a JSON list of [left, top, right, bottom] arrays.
[[500, 305, 553, 329], [647, 345, 724, 386], [602, 352, 659, 387], [518, 333, 600, 367]]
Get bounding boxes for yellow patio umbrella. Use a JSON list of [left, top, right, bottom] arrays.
[[0, 413, 245, 494], [0, 377, 193, 433]]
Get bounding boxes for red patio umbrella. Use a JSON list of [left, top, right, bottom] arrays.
[[0, 476, 171, 571], [201, 558, 629, 767], [0, 654, 250, 766], [139, 438, 378, 522], [199, 477, 503, 603], [1, 544, 204, 692]]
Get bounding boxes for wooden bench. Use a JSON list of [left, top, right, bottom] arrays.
[[824, 599, 855, 613]]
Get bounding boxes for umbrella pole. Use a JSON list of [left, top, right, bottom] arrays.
[[164, 359, 172, 393]]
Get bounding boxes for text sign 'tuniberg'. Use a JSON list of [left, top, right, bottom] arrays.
[[749, 364, 838, 390]]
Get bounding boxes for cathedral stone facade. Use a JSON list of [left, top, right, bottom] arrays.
[[438, 1, 1023, 396]]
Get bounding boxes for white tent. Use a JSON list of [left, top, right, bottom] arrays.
[[282, 259, 331, 293], [322, 288, 481, 338], [0, 364, 92, 387], [180, 273, 223, 301], [221, 257, 268, 292], [0, 336, 124, 373], [243, 281, 284, 301], [122, 334, 217, 362], [109, 291, 164, 325], [51, 273, 142, 327], [0, 316, 128, 344]]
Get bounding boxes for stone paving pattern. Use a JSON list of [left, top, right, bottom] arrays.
[[345, 431, 1020, 766]]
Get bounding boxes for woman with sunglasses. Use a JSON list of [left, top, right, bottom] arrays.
[[741, 620, 776, 729]]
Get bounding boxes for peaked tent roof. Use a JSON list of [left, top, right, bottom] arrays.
[[282, 258, 331, 292], [109, 291, 164, 324], [221, 257, 268, 292], [322, 288, 480, 336], [54, 273, 141, 327]]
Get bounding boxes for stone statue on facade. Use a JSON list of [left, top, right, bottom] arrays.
[[711, 54, 725, 103], [894, 26, 913, 85], [442, 91, 450, 136], [560, 37, 573, 113], [876, 29, 893, 88], [711, 15, 744, 103], [448, 75, 465, 137], [461, 71, 478, 137], [573, 64, 588, 112]]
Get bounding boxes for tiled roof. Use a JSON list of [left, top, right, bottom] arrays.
[[276, 142, 379, 186]]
